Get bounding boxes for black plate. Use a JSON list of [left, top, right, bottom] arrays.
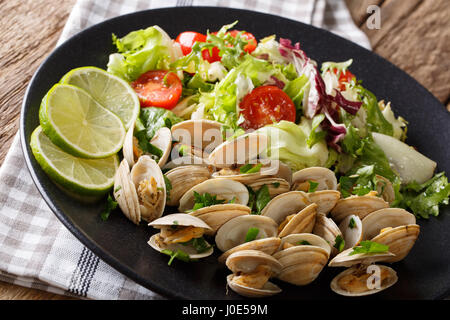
[[20, 7, 450, 300]]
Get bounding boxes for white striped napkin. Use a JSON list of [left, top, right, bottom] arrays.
[[0, 0, 370, 300]]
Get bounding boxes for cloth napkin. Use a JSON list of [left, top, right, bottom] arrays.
[[0, 0, 370, 300]]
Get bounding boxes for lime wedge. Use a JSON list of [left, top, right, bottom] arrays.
[[60, 66, 139, 130], [30, 126, 119, 197], [39, 84, 126, 159]]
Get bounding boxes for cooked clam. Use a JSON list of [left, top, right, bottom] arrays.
[[307, 190, 340, 215], [123, 124, 172, 168], [361, 208, 416, 241], [330, 264, 398, 297], [375, 175, 395, 204], [277, 203, 318, 238], [113, 156, 166, 224], [226, 250, 282, 298], [247, 178, 290, 198], [291, 167, 337, 192], [218, 237, 281, 264], [273, 233, 331, 286], [189, 203, 250, 236], [164, 165, 212, 206], [339, 215, 363, 250], [330, 195, 389, 223], [208, 132, 268, 168], [148, 213, 214, 259], [313, 214, 343, 257], [178, 178, 249, 212], [261, 191, 311, 224], [171, 119, 223, 152], [215, 215, 278, 252]]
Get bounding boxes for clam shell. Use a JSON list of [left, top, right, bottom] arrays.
[[171, 119, 223, 152], [247, 178, 290, 198], [113, 159, 141, 225], [148, 233, 214, 259], [215, 215, 278, 252], [278, 203, 318, 238], [370, 224, 420, 263], [226, 250, 282, 275], [279, 233, 332, 257], [375, 175, 395, 204], [330, 265, 398, 297], [291, 167, 337, 191], [123, 125, 172, 168], [130, 155, 166, 222], [148, 213, 212, 230], [189, 203, 250, 236], [313, 214, 343, 257], [261, 191, 310, 224], [165, 165, 212, 206], [178, 178, 249, 212], [328, 247, 395, 268], [361, 208, 416, 241], [339, 215, 363, 250], [227, 274, 281, 298], [208, 132, 268, 168], [218, 237, 281, 264], [307, 190, 340, 215], [273, 241, 329, 286], [330, 195, 389, 223]]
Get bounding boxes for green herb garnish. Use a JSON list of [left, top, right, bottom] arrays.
[[163, 174, 172, 200], [272, 182, 280, 188], [334, 235, 345, 252], [348, 217, 356, 229], [239, 163, 262, 174], [349, 240, 389, 256], [134, 130, 163, 159], [255, 185, 271, 214], [161, 249, 191, 265], [308, 181, 319, 193], [100, 194, 118, 221], [191, 191, 226, 211], [297, 240, 311, 245], [245, 227, 260, 242], [181, 237, 212, 254]]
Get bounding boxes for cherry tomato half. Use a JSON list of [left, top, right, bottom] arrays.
[[239, 86, 296, 130], [228, 30, 257, 53], [131, 70, 182, 109], [175, 31, 206, 55], [334, 69, 356, 91]]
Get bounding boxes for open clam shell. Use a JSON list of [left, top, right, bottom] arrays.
[[330, 195, 389, 223], [123, 124, 172, 168], [291, 167, 337, 191], [278, 203, 318, 238], [218, 237, 281, 264], [113, 159, 141, 225], [165, 165, 212, 206], [339, 215, 363, 250], [226, 250, 282, 298], [328, 248, 395, 268], [313, 214, 343, 257], [208, 132, 268, 168], [361, 208, 416, 241], [171, 119, 223, 152], [178, 178, 249, 212], [215, 215, 278, 252], [273, 234, 330, 286], [307, 190, 340, 215], [261, 191, 311, 224], [370, 224, 420, 263], [247, 178, 290, 198], [330, 264, 398, 297], [148, 213, 214, 259], [130, 155, 166, 222], [189, 203, 250, 236]]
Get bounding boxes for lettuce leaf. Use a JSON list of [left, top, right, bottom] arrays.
[[283, 75, 309, 120], [257, 119, 329, 171], [107, 26, 174, 81], [394, 172, 450, 219]]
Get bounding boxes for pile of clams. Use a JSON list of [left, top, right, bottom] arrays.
[[113, 119, 421, 298]]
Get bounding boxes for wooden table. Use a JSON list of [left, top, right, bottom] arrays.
[[0, 0, 449, 300]]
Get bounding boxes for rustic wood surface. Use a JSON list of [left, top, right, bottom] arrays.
[[0, 0, 449, 300]]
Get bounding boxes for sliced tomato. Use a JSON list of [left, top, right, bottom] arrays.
[[131, 70, 182, 109], [239, 86, 296, 130], [334, 69, 356, 91], [201, 46, 221, 63], [228, 30, 257, 53], [175, 31, 206, 55]]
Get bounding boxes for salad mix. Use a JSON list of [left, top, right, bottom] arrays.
[[106, 21, 448, 219]]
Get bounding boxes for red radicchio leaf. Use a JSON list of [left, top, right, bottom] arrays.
[[332, 89, 362, 115], [266, 76, 285, 89]]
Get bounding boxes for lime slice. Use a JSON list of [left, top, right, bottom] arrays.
[[39, 84, 126, 159], [60, 66, 139, 130], [30, 126, 119, 198]]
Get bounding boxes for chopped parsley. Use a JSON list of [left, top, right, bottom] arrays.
[[239, 163, 262, 174], [349, 240, 389, 256], [100, 194, 118, 221], [348, 217, 356, 229], [244, 227, 260, 242], [161, 249, 191, 265], [334, 235, 345, 252], [181, 237, 212, 254], [247, 185, 271, 215], [308, 181, 319, 193], [272, 182, 280, 188], [297, 240, 311, 245], [191, 191, 226, 211], [163, 174, 172, 200]]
